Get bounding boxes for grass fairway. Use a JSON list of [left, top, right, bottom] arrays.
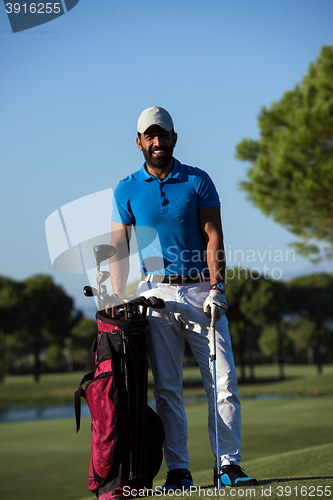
[[1, 397, 332, 500], [0, 417, 91, 500], [0, 371, 85, 407], [154, 397, 333, 480], [1, 365, 333, 407], [159, 441, 333, 500]]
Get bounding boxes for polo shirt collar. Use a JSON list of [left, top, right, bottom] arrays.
[[139, 158, 185, 182]]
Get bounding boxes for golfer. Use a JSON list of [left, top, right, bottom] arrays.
[[110, 107, 258, 490]]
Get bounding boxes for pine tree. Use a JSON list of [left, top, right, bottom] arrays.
[[235, 45, 333, 261]]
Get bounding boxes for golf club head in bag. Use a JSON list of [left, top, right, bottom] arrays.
[[83, 285, 99, 297], [115, 295, 166, 321], [93, 244, 117, 270], [91, 245, 116, 311], [125, 295, 165, 309], [83, 283, 118, 313], [145, 296, 165, 309], [96, 271, 111, 285], [130, 295, 165, 320]]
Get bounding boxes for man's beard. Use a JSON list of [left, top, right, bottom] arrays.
[[141, 144, 174, 170]]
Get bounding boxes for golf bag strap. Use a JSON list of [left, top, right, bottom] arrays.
[[74, 370, 95, 433]]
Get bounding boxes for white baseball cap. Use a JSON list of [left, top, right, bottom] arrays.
[[137, 106, 174, 134]]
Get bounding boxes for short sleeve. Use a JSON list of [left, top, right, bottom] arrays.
[[195, 169, 220, 209], [111, 181, 134, 224]]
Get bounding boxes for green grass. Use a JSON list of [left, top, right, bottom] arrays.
[[0, 418, 90, 500], [1, 364, 332, 407], [154, 443, 333, 500], [0, 371, 84, 407], [237, 364, 333, 398], [153, 396, 333, 480], [0, 366, 332, 500], [1, 396, 332, 500]]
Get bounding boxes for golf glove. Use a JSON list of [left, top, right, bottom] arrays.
[[203, 290, 228, 321]]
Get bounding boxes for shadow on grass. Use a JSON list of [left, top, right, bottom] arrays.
[[200, 476, 333, 489], [259, 475, 333, 484]]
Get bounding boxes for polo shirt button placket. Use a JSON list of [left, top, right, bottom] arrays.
[[159, 182, 169, 214]]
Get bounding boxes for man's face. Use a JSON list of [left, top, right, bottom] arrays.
[[136, 125, 177, 170]]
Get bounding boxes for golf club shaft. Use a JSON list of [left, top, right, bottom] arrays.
[[96, 282, 102, 311], [210, 304, 221, 490]]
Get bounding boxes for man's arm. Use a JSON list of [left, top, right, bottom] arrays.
[[200, 206, 228, 319], [109, 220, 131, 301], [198, 206, 226, 284]]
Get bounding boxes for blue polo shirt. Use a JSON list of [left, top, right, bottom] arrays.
[[112, 158, 220, 276]]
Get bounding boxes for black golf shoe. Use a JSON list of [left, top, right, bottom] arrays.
[[160, 469, 194, 491], [214, 462, 258, 487]]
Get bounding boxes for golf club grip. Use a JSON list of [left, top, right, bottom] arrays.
[[123, 296, 165, 309], [147, 296, 165, 309]]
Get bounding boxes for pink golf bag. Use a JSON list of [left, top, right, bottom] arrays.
[[75, 311, 165, 499]]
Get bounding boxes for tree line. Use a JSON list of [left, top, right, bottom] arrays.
[[1, 271, 332, 383], [225, 269, 333, 381], [0, 275, 96, 382]]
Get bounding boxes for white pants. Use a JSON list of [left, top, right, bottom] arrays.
[[137, 280, 241, 470]]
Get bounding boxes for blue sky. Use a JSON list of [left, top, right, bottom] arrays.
[[1, 0, 333, 315]]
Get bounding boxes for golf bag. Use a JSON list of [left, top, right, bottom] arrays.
[[75, 310, 165, 500]]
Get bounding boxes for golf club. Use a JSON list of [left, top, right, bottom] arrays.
[[99, 284, 107, 303], [93, 244, 117, 271], [96, 270, 111, 286], [93, 245, 116, 310], [117, 295, 166, 321], [143, 296, 165, 319], [209, 303, 221, 490], [123, 297, 134, 321], [125, 295, 141, 320], [83, 239, 166, 319], [146, 296, 165, 309], [83, 285, 98, 297]]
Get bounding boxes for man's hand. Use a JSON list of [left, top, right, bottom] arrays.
[[203, 290, 228, 321]]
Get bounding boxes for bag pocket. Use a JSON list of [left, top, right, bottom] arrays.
[[86, 369, 115, 486]]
